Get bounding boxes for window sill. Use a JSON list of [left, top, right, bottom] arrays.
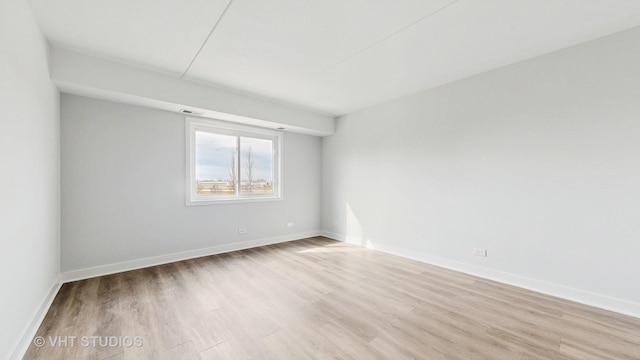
[[186, 195, 283, 206]]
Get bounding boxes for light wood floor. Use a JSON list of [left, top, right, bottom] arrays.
[[25, 237, 640, 359]]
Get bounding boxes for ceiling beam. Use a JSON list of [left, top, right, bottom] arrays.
[[50, 47, 335, 136]]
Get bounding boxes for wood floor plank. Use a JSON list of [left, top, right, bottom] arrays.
[[23, 237, 640, 359]]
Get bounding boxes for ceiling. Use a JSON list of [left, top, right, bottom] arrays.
[[28, 0, 640, 116]]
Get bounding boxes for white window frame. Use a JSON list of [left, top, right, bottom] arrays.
[[186, 117, 283, 206]]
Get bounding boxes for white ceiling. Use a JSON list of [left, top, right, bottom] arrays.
[[28, 0, 640, 116]]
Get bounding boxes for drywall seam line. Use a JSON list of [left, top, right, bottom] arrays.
[[181, 0, 235, 78], [314, 0, 460, 77]]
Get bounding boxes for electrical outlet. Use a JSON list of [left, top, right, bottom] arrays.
[[473, 248, 487, 257], [287, 222, 294, 228], [238, 228, 247, 235]]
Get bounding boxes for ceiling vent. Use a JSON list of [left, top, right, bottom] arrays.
[[179, 109, 203, 116]]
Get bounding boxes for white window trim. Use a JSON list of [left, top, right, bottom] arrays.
[[185, 117, 283, 206]]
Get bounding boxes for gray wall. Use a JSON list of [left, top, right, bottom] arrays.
[[0, 0, 60, 358], [61, 95, 322, 272], [322, 26, 640, 315]]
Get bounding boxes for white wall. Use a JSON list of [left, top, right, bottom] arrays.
[[0, 0, 61, 358], [322, 26, 640, 316], [61, 95, 322, 275]]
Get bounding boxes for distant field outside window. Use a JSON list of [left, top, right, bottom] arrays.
[[187, 118, 282, 205]]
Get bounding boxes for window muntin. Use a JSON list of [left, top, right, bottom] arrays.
[[187, 118, 282, 205]]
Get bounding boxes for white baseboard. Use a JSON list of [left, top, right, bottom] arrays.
[[321, 230, 348, 242], [61, 231, 322, 283], [8, 275, 62, 360], [320, 231, 640, 319]]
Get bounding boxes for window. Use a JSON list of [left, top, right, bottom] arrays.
[[186, 118, 282, 205]]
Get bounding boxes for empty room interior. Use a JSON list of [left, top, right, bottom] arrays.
[[3, 0, 640, 359]]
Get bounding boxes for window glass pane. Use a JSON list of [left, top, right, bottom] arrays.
[[239, 137, 274, 195], [195, 131, 237, 196]]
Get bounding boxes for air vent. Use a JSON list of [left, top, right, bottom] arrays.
[[179, 109, 202, 116]]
